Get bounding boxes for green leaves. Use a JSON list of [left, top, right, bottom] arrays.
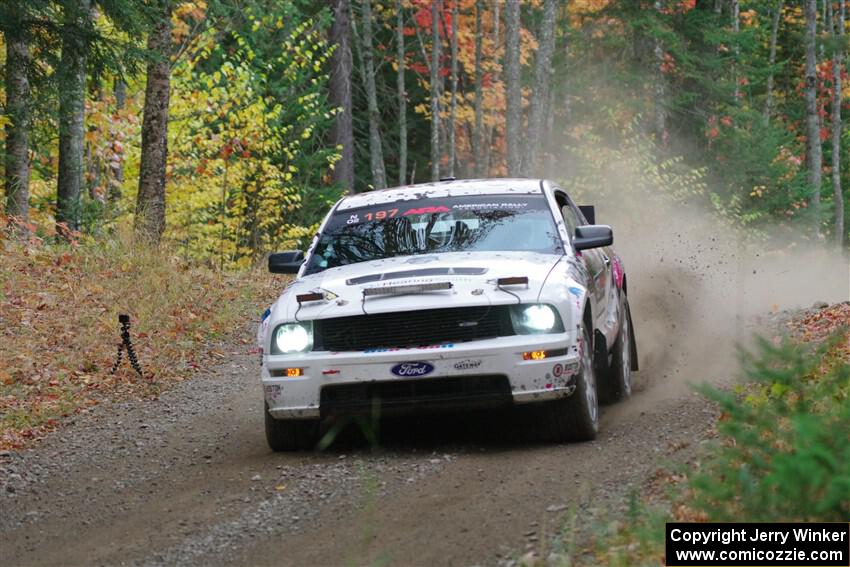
[[164, 2, 339, 267], [692, 332, 850, 521]]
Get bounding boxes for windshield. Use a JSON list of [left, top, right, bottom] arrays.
[[304, 194, 562, 275]]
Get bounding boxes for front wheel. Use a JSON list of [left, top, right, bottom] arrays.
[[265, 403, 319, 452], [600, 295, 634, 404], [536, 323, 599, 442]]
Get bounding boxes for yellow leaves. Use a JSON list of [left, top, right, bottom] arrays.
[[740, 9, 758, 27], [173, 1, 207, 39]]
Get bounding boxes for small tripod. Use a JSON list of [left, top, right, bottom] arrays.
[[111, 314, 143, 377]]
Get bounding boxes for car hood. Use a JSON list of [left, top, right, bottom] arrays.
[[271, 251, 565, 322]]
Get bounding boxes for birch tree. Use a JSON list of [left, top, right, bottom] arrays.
[[3, 17, 31, 225], [57, 0, 92, 234], [356, 0, 387, 189], [504, 0, 522, 176], [732, 0, 740, 102], [430, 0, 441, 181], [135, 0, 172, 243], [473, 0, 483, 176], [653, 0, 667, 147], [804, 0, 822, 223], [329, 0, 355, 192], [483, 0, 500, 175], [447, 1, 459, 178], [396, 0, 407, 186], [831, 0, 845, 245], [523, 0, 557, 176], [764, 0, 784, 123], [109, 78, 127, 201]]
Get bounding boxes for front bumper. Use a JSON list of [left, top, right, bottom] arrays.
[[262, 331, 581, 419]]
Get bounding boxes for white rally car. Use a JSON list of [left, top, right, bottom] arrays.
[[259, 178, 637, 450]]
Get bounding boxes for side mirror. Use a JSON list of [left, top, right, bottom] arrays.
[[269, 251, 305, 274], [573, 225, 613, 251], [578, 205, 596, 225]]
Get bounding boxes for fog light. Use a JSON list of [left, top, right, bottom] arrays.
[[285, 368, 303, 377]]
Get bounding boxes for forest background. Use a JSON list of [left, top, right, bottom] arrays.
[[2, 0, 848, 265]]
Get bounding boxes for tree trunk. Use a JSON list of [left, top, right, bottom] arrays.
[[523, 0, 557, 176], [483, 0, 500, 175], [804, 0, 822, 224], [732, 0, 740, 102], [135, 0, 172, 244], [473, 0, 483, 177], [57, 0, 91, 235], [430, 0, 441, 181], [833, 0, 845, 246], [653, 0, 667, 147], [447, 1, 459, 178], [764, 1, 783, 123], [504, 0, 522, 176], [329, 0, 355, 192], [561, 1, 571, 136], [396, 0, 407, 186], [4, 27, 31, 226], [86, 85, 104, 203], [109, 78, 126, 202], [358, 0, 387, 189]]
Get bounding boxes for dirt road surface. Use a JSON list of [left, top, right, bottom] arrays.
[[0, 305, 719, 567], [0, 352, 716, 566]]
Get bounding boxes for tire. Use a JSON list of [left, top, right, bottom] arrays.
[[265, 402, 319, 452], [536, 322, 599, 442], [600, 295, 634, 404]]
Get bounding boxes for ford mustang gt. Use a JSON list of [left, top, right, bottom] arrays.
[[258, 178, 638, 450]]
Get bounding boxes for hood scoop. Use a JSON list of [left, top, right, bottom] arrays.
[[346, 266, 487, 286]]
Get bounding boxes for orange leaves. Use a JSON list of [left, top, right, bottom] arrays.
[[172, 1, 207, 44], [659, 52, 677, 75], [798, 303, 850, 345]]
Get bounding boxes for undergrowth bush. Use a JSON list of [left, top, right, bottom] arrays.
[[550, 328, 850, 566], [692, 335, 850, 522], [0, 225, 281, 449]]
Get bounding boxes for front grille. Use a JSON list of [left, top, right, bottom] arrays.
[[319, 374, 512, 417], [313, 305, 513, 351]]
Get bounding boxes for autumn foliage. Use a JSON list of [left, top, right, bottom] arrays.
[[0, 219, 279, 450]]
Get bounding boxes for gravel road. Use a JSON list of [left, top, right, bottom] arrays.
[[0, 314, 720, 567]]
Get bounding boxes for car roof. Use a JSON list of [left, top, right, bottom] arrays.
[[336, 178, 546, 211]]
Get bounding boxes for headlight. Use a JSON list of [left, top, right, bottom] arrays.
[[271, 322, 313, 354], [510, 304, 563, 334]]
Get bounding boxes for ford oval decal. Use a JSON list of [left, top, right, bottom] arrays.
[[391, 362, 435, 377]]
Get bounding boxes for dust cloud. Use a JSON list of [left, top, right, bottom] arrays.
[[588, 178, 849, 402]]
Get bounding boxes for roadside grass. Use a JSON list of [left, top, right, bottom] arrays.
[[532, 305, 850, 566], [0, 225, 281, 450]]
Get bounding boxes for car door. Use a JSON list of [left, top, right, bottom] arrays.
[[553, 190, 606, 327], [569, 199, 612, 332]]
